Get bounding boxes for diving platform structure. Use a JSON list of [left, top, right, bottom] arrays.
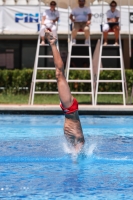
[[29, 32, 127, 106]]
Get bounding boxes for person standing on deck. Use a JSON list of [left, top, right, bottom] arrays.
[[45, 30, 85, 153]]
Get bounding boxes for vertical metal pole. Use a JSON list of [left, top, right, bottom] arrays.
[[95, 34, 103, 105], [66, 0, 71, 76], [89, 0, 94, 105], [119, 0, 126, 105], [128, 0, 133, 104], [119, 34, 126, 105], [29, 0, 41, 104], [66, 1, 72, 82], [89, 38, 94, 105], [29, 36, 40, 104], [119, 0, 121, 25], [57, 0, 59, 29], [101, 0, 104, 24], [128, 0, 131, 57], [95, 0, 103, 105], [39, 0, 41, 17], [66, 43, 72, 81], [68, 0, 70, 45], [56, 0, 59, 50], [30, 36, 40, 105]]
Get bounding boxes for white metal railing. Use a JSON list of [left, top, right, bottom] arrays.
[[95, 33, 126, 105], [66, 38, 94, 105], [29, 35, 59, 105]]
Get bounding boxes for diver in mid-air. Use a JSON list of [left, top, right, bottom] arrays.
[[45, 30, 85, 153]]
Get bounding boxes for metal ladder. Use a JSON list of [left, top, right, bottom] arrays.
[[95, 33, 126, 105], [66, 38, 94, 105], [29, 35, 59, 105]]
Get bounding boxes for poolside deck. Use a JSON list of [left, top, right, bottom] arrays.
[[0, 104, 133, 115]]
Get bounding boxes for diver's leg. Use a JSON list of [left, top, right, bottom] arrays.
[[45, 30, 73, 108]]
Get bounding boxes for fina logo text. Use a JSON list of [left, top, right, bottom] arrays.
[[15, 13, 39, 23]]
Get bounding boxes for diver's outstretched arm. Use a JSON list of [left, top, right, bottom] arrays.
[[45, 30, 73, 108]]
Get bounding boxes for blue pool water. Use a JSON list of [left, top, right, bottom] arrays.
[[0, 115, 133, 200]]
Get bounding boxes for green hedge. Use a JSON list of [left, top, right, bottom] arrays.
[[0, 69, 133, 93]]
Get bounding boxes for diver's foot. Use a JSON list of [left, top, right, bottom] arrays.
[[45, 30, 57, 46]]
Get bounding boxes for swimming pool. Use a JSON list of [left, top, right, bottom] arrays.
[[0, 115, 133, 200]]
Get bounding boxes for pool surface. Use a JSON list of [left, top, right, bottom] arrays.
[[0, 115, 133, 200]]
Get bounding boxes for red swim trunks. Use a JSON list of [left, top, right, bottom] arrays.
[[60, 98, 78, 114]]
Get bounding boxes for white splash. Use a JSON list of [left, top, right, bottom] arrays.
[[63, 142, 77, 156], [63, 142, 97, 159], [63, 143, 81, 163], [86, 143, 97, 156]]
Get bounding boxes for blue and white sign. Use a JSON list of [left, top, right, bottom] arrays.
[[0, 5, 133, 34], [3, 6, 40, 33]]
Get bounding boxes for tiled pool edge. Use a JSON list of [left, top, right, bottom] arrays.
[[0, 105, 133, 115]]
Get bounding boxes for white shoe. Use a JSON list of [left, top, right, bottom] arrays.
[[85, 39, 89, 45], [72, 39, 76, 45], [113, 42, 119, 46]]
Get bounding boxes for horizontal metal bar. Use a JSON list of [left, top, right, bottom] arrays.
[[34, 91, 92, 94], [100, 68, 121, 70], [70, 56, 90, 58], [38, 55, 53, 58], [101, 56, 120, 58], [34, 92, 58, 94], [69, 68, 90, 70], [35, 80, 56, 82], [37, 67, 55, 70], [98, 80, 122, 83], [39, 44, 49, 46], [102, 45, 120, 47], [71, 92, 92, 94], [97, 92, 123, 94], [72, 44, 90, 47], [68, 80, 91, 83]]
